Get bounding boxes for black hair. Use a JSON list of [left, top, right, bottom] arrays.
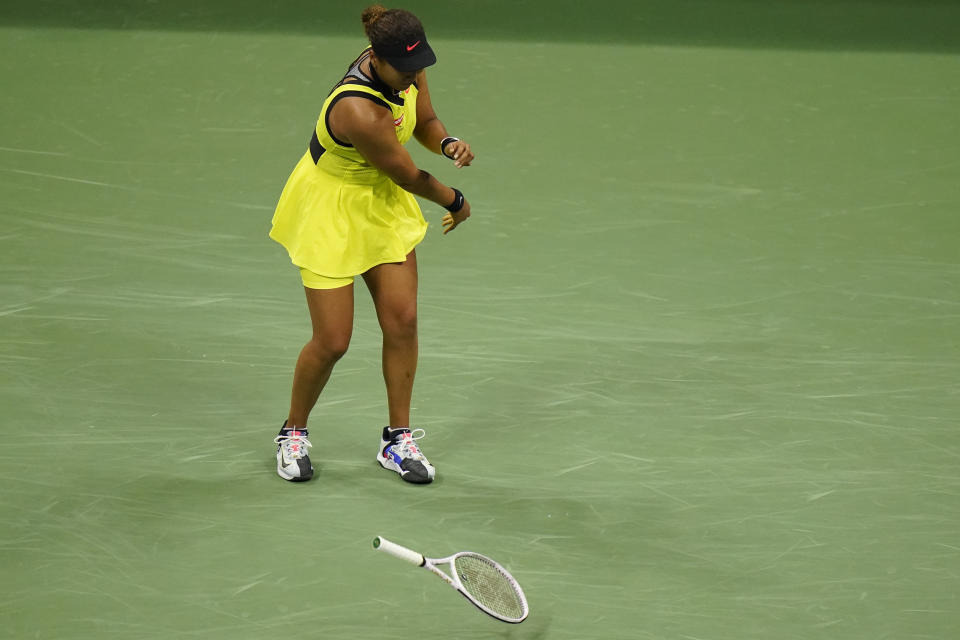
[[361, 5, 426, 52]]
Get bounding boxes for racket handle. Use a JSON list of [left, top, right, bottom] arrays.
[[373, 536, 425, 566]]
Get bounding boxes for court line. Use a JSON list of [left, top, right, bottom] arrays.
[[0, 168, 273, 211], [0, 146, 69, 156]]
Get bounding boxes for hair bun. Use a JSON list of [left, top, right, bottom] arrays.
[[361, 4, 388, 28]]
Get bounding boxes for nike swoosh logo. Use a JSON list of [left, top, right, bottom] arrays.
[[406, 41, 421, 51]]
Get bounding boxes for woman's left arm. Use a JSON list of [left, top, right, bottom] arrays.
[[414, 71, 474, 168]]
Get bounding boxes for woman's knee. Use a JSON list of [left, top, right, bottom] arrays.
[[311, 330, 351, 361], [381, 304, 418, 339]]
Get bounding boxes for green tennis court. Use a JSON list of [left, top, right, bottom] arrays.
[[2, 1, 958, 638]]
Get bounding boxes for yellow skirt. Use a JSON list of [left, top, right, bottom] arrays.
[[269, 151, 428, 278]]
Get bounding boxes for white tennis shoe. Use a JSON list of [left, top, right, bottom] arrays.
[[377, 427, 435, 484], [275, 423, 313, 482]]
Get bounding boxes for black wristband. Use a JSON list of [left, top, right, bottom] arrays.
[[445, 188, 465, 213], [440, 136, 460, 159]]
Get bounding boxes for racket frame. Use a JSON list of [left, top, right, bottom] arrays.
[[373, 535, 529, 623]]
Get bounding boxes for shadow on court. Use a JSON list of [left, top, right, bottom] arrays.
[[2, 0, 959, 53]]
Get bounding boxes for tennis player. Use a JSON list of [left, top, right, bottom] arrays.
[[269, 5, 474, 484]]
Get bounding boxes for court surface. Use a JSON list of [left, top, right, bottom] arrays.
[[1, 2, 958, 638]]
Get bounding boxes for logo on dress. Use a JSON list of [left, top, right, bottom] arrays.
[[394, 113, 404, 127]]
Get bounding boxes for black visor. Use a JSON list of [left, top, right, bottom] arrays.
[[373, 35, 437, 72]]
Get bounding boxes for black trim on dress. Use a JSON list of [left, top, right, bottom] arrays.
[[323, 90, 392, 148], [309, 130, 326, 163]]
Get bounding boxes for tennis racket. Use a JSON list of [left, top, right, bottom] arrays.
[[373, 535, 529, 623]]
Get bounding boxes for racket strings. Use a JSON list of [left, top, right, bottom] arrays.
[[454, 554, 526, 621]]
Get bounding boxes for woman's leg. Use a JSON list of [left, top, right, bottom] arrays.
[[286, 283, 355, 428], [362, 250, 418, 427]]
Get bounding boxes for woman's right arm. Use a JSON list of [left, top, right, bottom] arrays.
[[330, 97, 470, 231]]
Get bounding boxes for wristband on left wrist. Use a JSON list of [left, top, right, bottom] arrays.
[[445, 188, 465, 213]]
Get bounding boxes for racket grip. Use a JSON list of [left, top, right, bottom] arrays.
[[373, 536, 425, 566]]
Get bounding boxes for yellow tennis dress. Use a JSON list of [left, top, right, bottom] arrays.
[[269, 50, 427, 280]]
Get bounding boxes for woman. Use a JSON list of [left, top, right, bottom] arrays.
[[269, 5, 473, 484]]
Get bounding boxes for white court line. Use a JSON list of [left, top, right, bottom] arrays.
[[0, 146, 69, 156]]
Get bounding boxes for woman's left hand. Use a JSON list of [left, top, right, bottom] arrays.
[[442, 199, 471, 234], [444, 140, 474, 168]]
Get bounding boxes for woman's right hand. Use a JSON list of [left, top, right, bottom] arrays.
[[442, 199, 471, 235]]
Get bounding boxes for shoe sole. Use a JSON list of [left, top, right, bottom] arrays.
[[278, 469, 313, 482]]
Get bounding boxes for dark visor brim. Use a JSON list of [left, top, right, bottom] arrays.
[[383, 45, 437, 72]]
